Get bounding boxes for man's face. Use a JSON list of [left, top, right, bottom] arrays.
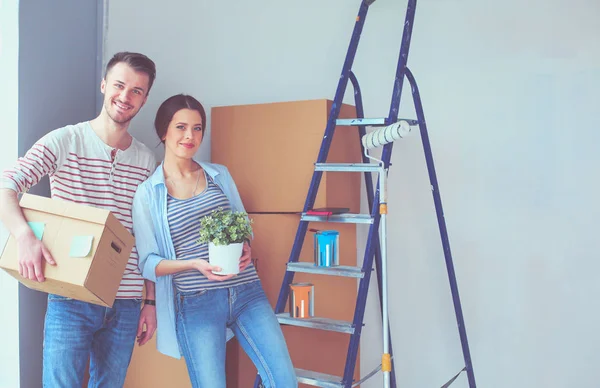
[[100, 62, 150, 125]]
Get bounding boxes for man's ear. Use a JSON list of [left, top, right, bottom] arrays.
[[100, 78, 106, 94]]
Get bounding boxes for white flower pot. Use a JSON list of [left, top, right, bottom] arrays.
[[208, 242, 243, 275]]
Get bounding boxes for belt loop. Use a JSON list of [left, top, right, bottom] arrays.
[[176, 292, 183, 314]]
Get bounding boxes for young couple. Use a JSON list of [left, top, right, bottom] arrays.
[[0, 51, 296, 388]]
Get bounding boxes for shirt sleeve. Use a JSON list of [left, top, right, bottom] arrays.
[[223, 166, 247, 213], [222, 166, 254, 239], [0, 129, 64, 193], [132, 183, 165, 283]]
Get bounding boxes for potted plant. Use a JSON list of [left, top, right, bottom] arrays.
[[197, 207, 253, 275]]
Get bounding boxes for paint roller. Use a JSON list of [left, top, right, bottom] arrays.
[[361, 120, 412, 150]]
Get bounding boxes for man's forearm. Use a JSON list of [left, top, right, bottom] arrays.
[[0, 188, 33, 239], [144, 279, 156, 300]]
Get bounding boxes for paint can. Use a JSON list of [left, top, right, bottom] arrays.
[[313, 230, 339, 267], [289, 282, 314, 319]]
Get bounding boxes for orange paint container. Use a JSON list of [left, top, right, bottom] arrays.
[[289, 282, 315, 318]]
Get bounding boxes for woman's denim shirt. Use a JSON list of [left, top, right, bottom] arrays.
[[132, 161, 246, 358]]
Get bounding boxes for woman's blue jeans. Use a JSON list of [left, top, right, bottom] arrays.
[[176, 281, 297, 388]]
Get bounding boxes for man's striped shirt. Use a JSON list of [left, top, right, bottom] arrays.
[[0, 121, 156, 299]]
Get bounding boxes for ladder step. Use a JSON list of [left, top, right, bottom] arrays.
[[301, 213, 374, 224], [335, 118, 419, 127], [295, 368, 344, 388], [276, 313, 355, 334], [336, 118, 387, 126], [315, 163, 380, 172], [287, 262, 365, 278]]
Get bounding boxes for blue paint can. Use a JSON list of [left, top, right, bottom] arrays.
[[313, 230, 339, 267]]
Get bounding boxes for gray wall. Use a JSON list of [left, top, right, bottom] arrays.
[[18, 1, 102, 386]]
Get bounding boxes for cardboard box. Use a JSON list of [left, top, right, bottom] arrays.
[[211, 99, 362, 213], [211, 99, 362, 386], [123, 335, 193, 388], [123, 334, 240, 388], [0, 193, 134, 307]]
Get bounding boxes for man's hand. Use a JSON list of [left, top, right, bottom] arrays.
[[137, 303, 157, 346], [239, 241, 252, 272], [17, 231, 55, 282]]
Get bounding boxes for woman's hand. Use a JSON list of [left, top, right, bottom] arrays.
[[239, 241, 252, 272], [190, 259, 235, 281]]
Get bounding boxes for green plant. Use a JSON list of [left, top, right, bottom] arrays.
[[197, 207, 253, 246]]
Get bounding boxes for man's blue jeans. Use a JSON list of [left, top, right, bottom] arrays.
[[176, 281, 297, 388], [42, 294, 141, 387]]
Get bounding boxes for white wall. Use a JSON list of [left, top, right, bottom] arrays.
[[0, 0, 21, 386], [106, 0, 600, 387]]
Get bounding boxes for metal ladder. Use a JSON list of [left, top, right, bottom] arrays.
[[255, 0, 477, 387]]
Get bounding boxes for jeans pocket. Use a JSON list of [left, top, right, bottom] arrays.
[[47, 293, 73, 302], [129, 298, 143, 308], [179, 289, 208, 300], [178, 289, 210, 313]]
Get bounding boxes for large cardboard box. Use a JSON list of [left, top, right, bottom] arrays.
[[211, 99, 361, 213], [0, 193, 134, 307], [211, 99, 363, 387]]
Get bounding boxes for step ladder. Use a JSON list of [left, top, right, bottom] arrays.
[[255, 1, 477, 387]]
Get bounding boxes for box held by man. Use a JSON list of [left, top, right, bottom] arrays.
[[0, 193, 134, 307]]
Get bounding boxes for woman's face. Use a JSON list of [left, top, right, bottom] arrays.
[[163, 108, 204, 160]]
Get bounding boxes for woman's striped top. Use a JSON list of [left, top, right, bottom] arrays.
[[168, 172, 258, 291]]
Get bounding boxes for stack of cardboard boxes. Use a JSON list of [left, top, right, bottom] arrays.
[[212, 99, 362, 387]]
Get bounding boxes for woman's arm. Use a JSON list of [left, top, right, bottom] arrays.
[[132, 185, 168, 282], [132, 184, 235, 282], [154, 259, 194, 276], [156, 258, 235, 281]]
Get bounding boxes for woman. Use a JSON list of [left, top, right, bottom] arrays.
[[132, 94, 297, 388]]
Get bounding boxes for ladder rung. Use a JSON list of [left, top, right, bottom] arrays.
[[295, 368, 343, 388], [287, 262, 365, 278], [301, 213, 374, 224], [335, 118, 419, 127], [336, 118, 387, 126], [404, 119, 419, 126], [295, 364, 383, 388], [315, 163, 380, 172], [276, 313, 355, 334]]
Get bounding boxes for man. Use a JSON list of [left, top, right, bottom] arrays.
[[0, 52, 158, 387]]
